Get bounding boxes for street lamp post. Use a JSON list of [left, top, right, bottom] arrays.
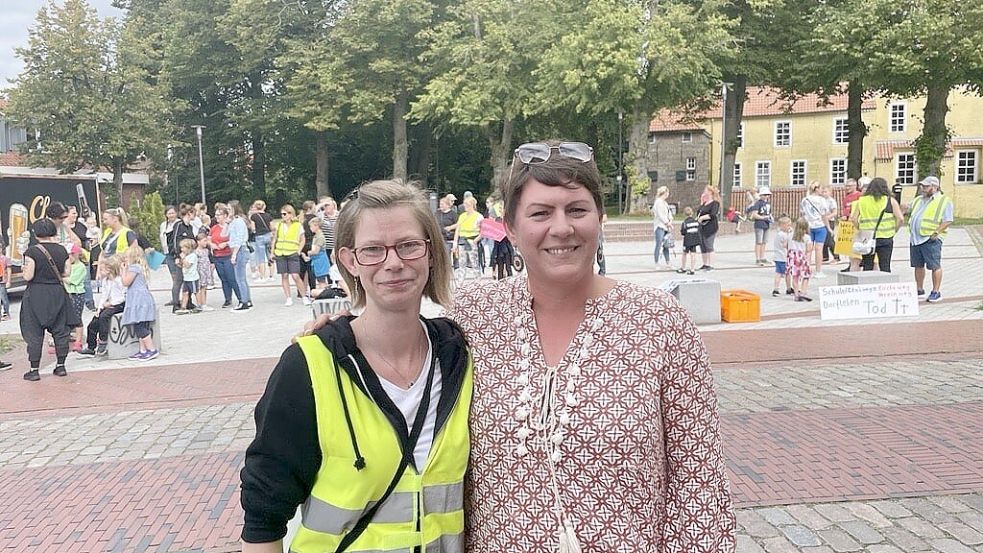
[[192, 125, 207, 204], [617, 111, 624, 215]]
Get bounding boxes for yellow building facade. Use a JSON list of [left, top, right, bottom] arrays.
[[700, 87, 983, 217]]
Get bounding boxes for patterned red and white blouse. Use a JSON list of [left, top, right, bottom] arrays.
[[448, 276, 736, 552]]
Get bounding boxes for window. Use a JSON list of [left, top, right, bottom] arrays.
[[774, 121, 791, 147], [791, 160, 807, 186], [686, 157, 696, 181], [890, 103, 906, 133], [756, 161, 771, 188], [956, 150, 979, 184], [733, 162, 742, 188], [896, 153, 916, 185], [681, 132, 692, 143], [833, 117, 849, 144], [830, 158, 847, 185], [737, 122, 745, 148], [648, 132, 657, 145]]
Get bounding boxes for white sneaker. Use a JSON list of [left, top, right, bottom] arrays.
[[251, 272, 260, 280], [302, 295, 312, 306], [201, 305, 215, 312], [284, 298, 293, 306]]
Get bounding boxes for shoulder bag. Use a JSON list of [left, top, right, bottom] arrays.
[[852, 199, 891, 256]]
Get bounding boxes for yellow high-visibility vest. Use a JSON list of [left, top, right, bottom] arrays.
[[290, 335, 472, 553], [910, 194, 953, 239], [273, 221, 304, 256], [100, 226, 133, 256], [856, 195, 897, 239]]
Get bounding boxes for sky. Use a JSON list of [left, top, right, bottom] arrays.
[[0, 0, 124, 91]]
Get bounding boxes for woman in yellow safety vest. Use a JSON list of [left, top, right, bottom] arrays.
[[451, 196, 483, 270], [99, 207, 138, 260], [241, 180, 472, 553], [271, 204, 308, 305], [850, 177, 904, 272]]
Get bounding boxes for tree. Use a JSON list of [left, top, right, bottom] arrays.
[[535, 0, 734, 211], [129, 190, 165, 250], [7, 0, 173, 202]]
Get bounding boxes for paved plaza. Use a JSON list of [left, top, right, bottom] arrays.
[[1, 227, 982, 552]]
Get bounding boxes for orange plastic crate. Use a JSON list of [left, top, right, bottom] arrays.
[[720, 290, 761, 322]]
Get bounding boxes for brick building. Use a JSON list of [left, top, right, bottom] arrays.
[[646, 112, 711, 214]]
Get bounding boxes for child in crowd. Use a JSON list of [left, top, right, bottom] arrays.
[[79, 256, 126, 356], [195, 232, 214, 311], [65, 244, 88, 351], [177, 238, 200, 314], [771, 216, 794, 297], [121, 245, 159, 360], [787, 217, 814, 302], [676, 207, 701, 275], [0, 248, 10, 320], [303, 216, 330, 286]]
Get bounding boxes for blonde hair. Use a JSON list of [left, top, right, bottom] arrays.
[[462, 196, 478, 211], [100, 255, 122, 278], [656, 185, 669, 198], [122, 245, 150, 280], [179, 238, 197, 253], [808, 181, 822, 194], [683, 206, 694, 216], [792, 217, 810, 242], [253, 200, 267, 211], [335, 180, 452, 309], [705, 185, 721, 202]]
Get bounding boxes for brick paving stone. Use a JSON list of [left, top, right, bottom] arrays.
[[760, 536, 800, 553], [780, 525, 821, 547], [839, 520, 885, 544], [940, 523, 983, 546], [737, 535, 767, 553], [881, 526, 933, 551], [870, 500, 915, 519], [898, 516, 949, 539], [844, 502, 893, 528], [932, 539, 978, 553], [817, 528, 862, 552]]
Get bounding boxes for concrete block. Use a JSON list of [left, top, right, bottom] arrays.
[[106, 312, 162, 359], [836, 271, 901, 286], [659, 278, 721, 324], [312, 298, 352, 320]]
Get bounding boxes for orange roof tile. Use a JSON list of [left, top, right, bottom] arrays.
[[874, 138, 983, 161], [649, 109, 705, 133], [0, 151, 23, 166]]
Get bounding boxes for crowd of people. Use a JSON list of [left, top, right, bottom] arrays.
[[656, 175, 955, 303]]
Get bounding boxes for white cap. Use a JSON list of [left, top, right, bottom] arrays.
[[758, 186, 771, 195]]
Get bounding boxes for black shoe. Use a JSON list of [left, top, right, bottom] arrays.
[[687, 270, 695, 275], [801, 295, 813, 302], [771, 290, 780, 297], [53, 365, 67, 377], [0, 361, 11, 371], [786, 288, 795, 295], [697, 265, 708, 270], [77, 347, 96, 357], [164, 301, 175, 307], [840, 267, 850, 272], [23, 370, 40, 382], [172, 305, 180, 314], [702, 266, 714, 271], [221, 301, 232, 308], [233, 302, 252, 312]]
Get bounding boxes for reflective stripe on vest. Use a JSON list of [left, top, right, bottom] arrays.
[[291, 335, 472, 553], [100, 226, 132, 256], [273, 221, 303, 256], [910, 194, 952, 238], [856, 196, 896, 238]]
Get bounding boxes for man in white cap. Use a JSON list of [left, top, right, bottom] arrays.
[[907, 176, 953, 302], [748, 186, 773, 265]]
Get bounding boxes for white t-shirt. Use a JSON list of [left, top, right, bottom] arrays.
[[375, 322, 439, 470], [800, 194, 829, 229], [182, 252, 200, 281]]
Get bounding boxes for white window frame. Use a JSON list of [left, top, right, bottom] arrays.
[[833, 117, 849, 144], [733, 162, 742, 188], [830, 158, 847, 186], [685, 157, 697, 181], [648, 132, 657, 145], [790, 160, 807, 187], [737, 122, 745, 148], [756, 161, 771, 188], [681, 132, 693, 143], [956, 149, 979, 184], [896, 153, 916, 185], [889, 103, 907, 133], [774, 121, 791, 148]]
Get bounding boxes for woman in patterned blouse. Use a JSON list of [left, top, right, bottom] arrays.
[[305, 141, 736, 552]]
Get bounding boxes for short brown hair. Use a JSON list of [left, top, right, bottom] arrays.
[[335, 180, 452, 309], [501, 140, 603, 226]]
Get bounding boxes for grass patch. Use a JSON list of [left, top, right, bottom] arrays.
[[954, 217, 983, 226], [0, 335, 22, 355]]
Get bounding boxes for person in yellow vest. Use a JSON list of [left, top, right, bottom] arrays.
[[241, 180, 471, 553], [907, 176, 953, 302], [271, 204, 309, 306], [451, 196, 483, 271], [99, 207, 138, 259], [849, 177, 904, 273]]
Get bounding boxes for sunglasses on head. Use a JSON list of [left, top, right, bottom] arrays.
[[513, 142, 593, 164]]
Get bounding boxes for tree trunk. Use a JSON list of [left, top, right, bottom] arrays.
[[392, 91, 409, 181], [720, 75, 746, 211], [252, 129, 266, 197], [408, 121, 433, 186], [315, 130, 330, 198], [918, 82, 951, 179], [846, 81, 868, 179], [486, 119, 513, 193], [627, 103, 651, 214]]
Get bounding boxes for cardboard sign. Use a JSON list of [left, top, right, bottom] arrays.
[[819, 282, 919, 321], [833, 220, 860, 258], [479, 219, 507, 241]]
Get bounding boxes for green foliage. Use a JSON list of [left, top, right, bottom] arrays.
[[128, 191, 165, 250]]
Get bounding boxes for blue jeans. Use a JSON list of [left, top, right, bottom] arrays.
[[82, 273, 94, 308], [213, 256, 242, 304], [233, 248, 251, 303], [0, 283, 8, 315], [654, 227, 671, 264], [253, 233, 272, 265]]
